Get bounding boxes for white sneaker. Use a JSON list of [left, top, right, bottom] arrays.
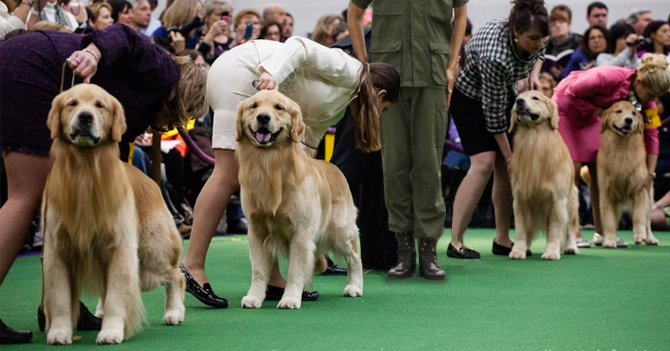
[[575, 237, 591, 248], [592, 233, 628, 247]]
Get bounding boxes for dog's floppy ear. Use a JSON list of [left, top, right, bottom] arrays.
[[600, 107, 610, 134], [635, 110, 644, 134], [508, 109, 517, 133], [288, 99, 305, 143], [548, 98, 559, 130], [47, 92, 65, 139], [109, 95, 127, 142], [235, 98, 250, 141]]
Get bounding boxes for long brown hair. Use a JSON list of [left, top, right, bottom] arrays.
[[353, 62, 400, 153], [159, 55, 208, 131]]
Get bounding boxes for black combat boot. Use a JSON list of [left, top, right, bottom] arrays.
[[387, 232, 416, 279], [417, 238, 446, 280]]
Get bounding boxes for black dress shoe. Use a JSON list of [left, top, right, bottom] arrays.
[[179, 263, 228, 308], [38, 301, 102, 332], [0, 319, 32, 344], [446, 243, 481, 259], [492, 240, 532, 256], [321, 256, 347, 275], [265, 285, 319, 301]]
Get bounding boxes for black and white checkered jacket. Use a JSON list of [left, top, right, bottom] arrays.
[[455, 17, 545, 133]]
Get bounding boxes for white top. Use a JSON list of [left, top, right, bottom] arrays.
[[26, 1, 78, 30], [257, 37, 363, 149], [0, 2, 26, 36], [595, 47, 641, 69]]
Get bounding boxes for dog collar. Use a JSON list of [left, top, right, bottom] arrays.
[[627, 89, 642, 113]]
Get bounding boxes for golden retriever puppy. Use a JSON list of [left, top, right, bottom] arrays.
[[236, 90, 363, 309], [508, 91, 579, 260], [597, 101, 658, 247], [42, 84, 185, 345]]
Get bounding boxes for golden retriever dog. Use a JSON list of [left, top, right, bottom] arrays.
[[42, 84, 185, 345], [235, 90, 363, 309], [508, 91, 579, 260], [597, 101, 658, 247]]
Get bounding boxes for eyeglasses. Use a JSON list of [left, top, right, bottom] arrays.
[[588, 35, 605, 41]]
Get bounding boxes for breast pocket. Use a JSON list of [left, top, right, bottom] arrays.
[[370, 41, 402, 76], [429, 41, 450, 86]]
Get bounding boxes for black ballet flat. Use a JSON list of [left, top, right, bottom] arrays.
[[0, 319, 32, 344], [446, 243, 481, 259], [179, 263, 228, 308], [37, 301, 102, 332], [265, 285, 319, 301], [492, 240, 532, 256]]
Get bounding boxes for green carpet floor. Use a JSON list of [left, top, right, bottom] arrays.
[[1, 229, 669, 350]]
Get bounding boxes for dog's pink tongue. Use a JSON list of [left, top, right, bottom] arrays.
[[256, 133, 271, 143]]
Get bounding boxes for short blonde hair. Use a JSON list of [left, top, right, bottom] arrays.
[[160, 55, 209, 131], [89, 2, 112, 23], [233, 8, 260, 28], [310, 14, 343, 46], [161, 0, 200, 29], [637, 53, 670, 97]]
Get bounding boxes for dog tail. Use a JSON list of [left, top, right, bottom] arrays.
[[314, 255, 328, 274], [124, 290, 147, 339]]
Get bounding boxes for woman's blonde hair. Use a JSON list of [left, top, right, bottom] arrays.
[[637, 53, 670, 97], [89, 2, 113, 23], [161, 0, 200, 29], [353, 62, 400, 152], [160, 55, 209, 131], [32, 21, 71, 32], [310, 14, 343, 46], [233, 8, 260, 28]]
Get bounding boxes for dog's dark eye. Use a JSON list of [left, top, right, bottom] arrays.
[[95, 101, 105, 108], [615, 109, 622, 114], [274, 104, 283, 111], [67, 100, 78, 107], [532, 96, 540, 101], [251, 102, 257, 109]]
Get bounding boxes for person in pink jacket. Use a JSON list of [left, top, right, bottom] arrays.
[[553, 53, 670, 247]]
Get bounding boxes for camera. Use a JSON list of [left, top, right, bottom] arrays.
[[166, 15, 203, 39], [635, 35, 646, 45]]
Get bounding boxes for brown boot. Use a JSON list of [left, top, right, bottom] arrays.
[[387, 232, 416, 279], [417, 238, 446, 280]]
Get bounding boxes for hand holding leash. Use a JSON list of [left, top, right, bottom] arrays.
[[66, 44, 101, 84], [637, 173, 654, 193]]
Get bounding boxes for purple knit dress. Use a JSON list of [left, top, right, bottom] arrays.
[[0, 24, 180, 161]]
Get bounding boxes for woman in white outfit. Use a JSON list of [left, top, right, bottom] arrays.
[[180, 36, 400, 308]]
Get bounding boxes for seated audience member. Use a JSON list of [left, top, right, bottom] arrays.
[[626, 8, 653, 36], [88, 2, 114, 31], [586, 2, 608, 28], [230, 8, 260, 47], [129, 0, 151, 33], [596, 23, 640, 68], [261, 2, 283, 23], [282, 12, 293, 39], [331, 21, 348, 43], [563, 25, 608, 78], [194, 0, 234, 64], [542, 5, 581, 82], [59, 0, 86, 29], [142, 0, 160, 36], [260, 19, 282, 41], [637, 21, 670, 58], [151, 0, 201, 52], [1, 0, 31, 36], [108, 0, 134, 27], [311, 14, 342, 47], [538, 72, 556, 98], [27, 0, 79, 31]]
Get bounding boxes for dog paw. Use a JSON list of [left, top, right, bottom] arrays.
[[645, 236, 659, 246], [163, 309, 183, 325], [241, 295, 263, 309], [602, 238, 618, 248], [541, 251, 561, 260], [276, 297, 301, 309], [96, 329, 124, 344], [509, 250, 526, 260], [343, 285, 363, 297], [563, 247, 579, 255], [47, 329, 73, 345], [633, 232, 646, 244]]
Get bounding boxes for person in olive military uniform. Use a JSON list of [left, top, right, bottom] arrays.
[[347, 0, 468, 280]]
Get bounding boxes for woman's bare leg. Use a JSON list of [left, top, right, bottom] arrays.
[[0, 152, 50, 286], [492, 153, 513, 247]]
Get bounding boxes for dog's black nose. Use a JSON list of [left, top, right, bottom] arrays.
[[624, 117, 633, 125], [516, 98, 526, 107], [78, 112, 93, 127], [256, 113, 271, 124]]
